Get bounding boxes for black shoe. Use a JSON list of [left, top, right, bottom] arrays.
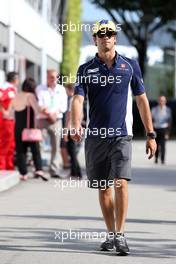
[[100, 232, 114, 251], [35, 173, 49, 181], [40, 174, 49, 181], [114, 233, 130, 256], [51, 174, 61, 178]]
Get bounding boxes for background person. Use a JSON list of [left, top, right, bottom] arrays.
[[0, 72, 18, 170], [152, 95, 172, 164], [36, 69, 67, 178], [64, 84, 82, 178], [60, 83, 72, 170], [1, 78, 47, 181]]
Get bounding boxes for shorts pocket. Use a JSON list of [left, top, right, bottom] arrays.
[[119, 140, 132, 160]]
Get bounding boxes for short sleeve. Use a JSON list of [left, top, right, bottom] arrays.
[[131, 60, 145, 96], [74, 65, 87, 97]]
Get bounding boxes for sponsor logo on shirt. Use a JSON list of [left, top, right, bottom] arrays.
[[116, 64, 129, 71], [121, 64, 126, 68], [87, 68, 99, 74]]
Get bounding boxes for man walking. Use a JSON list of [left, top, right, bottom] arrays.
[[36, 69, 67, 177], [71, 20, 157, 255], [152, 95, 172, 164]]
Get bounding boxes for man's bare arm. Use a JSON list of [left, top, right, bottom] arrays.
[[71, 95, 84, 141], [135, 93, 157, 159]]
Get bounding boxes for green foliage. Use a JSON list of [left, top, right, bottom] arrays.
[[91, 0, 176, 75], [144, 65, 174, 99], [61, 0, 82, 82]]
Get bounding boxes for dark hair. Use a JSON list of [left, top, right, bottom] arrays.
[[66, 83, 74, 91], [22, 78, 36, 93], [6, 71, 18, 82]]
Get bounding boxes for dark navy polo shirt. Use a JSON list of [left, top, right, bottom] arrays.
[[74, 53, 145, 138]]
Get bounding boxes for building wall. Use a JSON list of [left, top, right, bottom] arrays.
[[0, 0, 64, 84]]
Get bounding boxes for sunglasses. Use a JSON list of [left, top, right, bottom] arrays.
[[97, 31, 116, 39]]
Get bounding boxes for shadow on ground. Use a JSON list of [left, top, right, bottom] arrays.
[[131, 167, 176, 188], [0, 215, 176, 259]]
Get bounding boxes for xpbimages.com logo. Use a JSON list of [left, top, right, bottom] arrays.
[[54, 178, 122, 191], [55, 127, 122, 139], [54, 230, 115, 243], [54, 21, 121, 34], [58, 73, 122, 86]]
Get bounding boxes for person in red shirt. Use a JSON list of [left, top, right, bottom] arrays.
[[0, 72, 19, 170]]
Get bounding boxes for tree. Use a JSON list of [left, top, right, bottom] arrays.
[[61, 0, 82, 83], [91, 0, 176, 76]]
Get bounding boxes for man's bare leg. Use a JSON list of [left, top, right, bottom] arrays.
[[114, 179, 128, 233], [98, 187, 115, 232]]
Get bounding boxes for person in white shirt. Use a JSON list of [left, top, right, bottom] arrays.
[[36, 69, 67, 177], [152, 96, 172, 164]]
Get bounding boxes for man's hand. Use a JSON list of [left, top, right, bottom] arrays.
[[47, 112, 57, 124], [146, 139, 157, 159], [70, 126, 83, 142], [165, 134, 169, 140]]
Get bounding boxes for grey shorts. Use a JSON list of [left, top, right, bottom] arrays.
[[85, 136, 132, 189]]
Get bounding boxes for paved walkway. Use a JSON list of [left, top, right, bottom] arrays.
[[0, 140, 176, 264]]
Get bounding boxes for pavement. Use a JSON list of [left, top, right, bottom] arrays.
[[0, 140, 176, 264], [0, 170, 19, 192]]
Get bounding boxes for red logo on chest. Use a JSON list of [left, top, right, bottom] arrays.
[[120, 64, 126, 68]]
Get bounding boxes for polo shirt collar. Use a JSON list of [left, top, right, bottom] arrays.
[[94, 51, 119, 67]]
